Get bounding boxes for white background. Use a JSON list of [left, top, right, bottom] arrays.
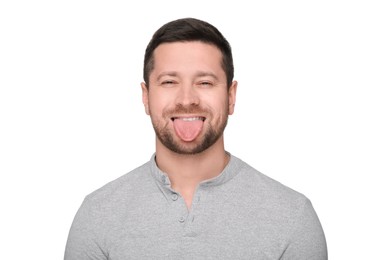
[[1, 0, 389, 259]]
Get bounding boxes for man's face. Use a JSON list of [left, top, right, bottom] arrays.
[[141, 41, 237, 154]]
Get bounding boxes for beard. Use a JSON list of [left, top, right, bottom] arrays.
[[151, 104, 228, 155]]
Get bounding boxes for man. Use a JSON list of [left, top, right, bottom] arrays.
[[65, 18, 327, 259]]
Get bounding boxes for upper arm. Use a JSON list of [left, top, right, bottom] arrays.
[[281, 199, 328, 260], [64, 197, 108, 260]]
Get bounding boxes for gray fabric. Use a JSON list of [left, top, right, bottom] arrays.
[[65, 154, 327, 259]]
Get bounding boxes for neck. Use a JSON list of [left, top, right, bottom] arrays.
[[155, 136, 229, 208]]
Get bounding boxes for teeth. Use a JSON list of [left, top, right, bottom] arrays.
[[179, 117, 203, 121]]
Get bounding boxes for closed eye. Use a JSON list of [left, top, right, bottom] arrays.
[[198, 81, 213, 87], [161, 80, 176, 86]]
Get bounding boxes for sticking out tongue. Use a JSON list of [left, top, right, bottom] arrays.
[[173, 118, 204, 142]]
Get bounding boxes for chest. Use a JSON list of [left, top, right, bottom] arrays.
[[105, 194, 289, 259]]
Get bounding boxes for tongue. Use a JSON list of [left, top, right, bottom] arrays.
[[173, 119, 203, 142]]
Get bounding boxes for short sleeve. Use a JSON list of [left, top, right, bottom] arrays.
[[281, 199, 328, 260], [64, 197, 108, 260]]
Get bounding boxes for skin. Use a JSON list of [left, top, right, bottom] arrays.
[[141, 41, 237, 209]]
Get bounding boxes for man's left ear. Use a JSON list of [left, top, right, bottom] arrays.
[[228, 81, 238, 115]]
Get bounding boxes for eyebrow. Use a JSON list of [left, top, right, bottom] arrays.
[[156, 71, 178, 82], [156, 71, 218, 81], [194, 71, 218, 80]]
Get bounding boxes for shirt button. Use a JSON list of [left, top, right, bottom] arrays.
[[179, 216, 185, 223], [161, 175, 168, 185], [171, 193, 178, 201]]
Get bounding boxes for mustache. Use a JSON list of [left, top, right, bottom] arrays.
[[163, 104, 209, 116]]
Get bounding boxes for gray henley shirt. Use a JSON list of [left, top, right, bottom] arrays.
[[65, 154, 327, 259]]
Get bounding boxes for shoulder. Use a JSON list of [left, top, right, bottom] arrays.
[[230, 156, 326, 252], [232, 156, 310, 213], [83, 161, 153, 208]]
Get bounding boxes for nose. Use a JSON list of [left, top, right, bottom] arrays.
[[175, 83, 200, 107]]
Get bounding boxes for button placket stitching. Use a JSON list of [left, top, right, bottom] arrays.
[[182, 189, 202, 236]]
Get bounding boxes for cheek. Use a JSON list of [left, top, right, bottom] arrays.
[[148, 93, 170, 112], [211, 93, 230, 110], [206, 98, 230, 121]]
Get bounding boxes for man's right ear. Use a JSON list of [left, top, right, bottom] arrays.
[[141, 82, 150, 115]]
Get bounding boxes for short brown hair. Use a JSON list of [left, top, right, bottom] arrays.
[[143, 18, 234, 88]]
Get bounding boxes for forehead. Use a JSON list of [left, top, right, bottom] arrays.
[[151, 41, 224, 75]]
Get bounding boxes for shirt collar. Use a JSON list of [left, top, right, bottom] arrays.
[[149, 152, 244, 188]]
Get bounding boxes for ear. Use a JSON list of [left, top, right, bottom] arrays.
[[141, 82, 150, 115], [228, 80, 238, 115]]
